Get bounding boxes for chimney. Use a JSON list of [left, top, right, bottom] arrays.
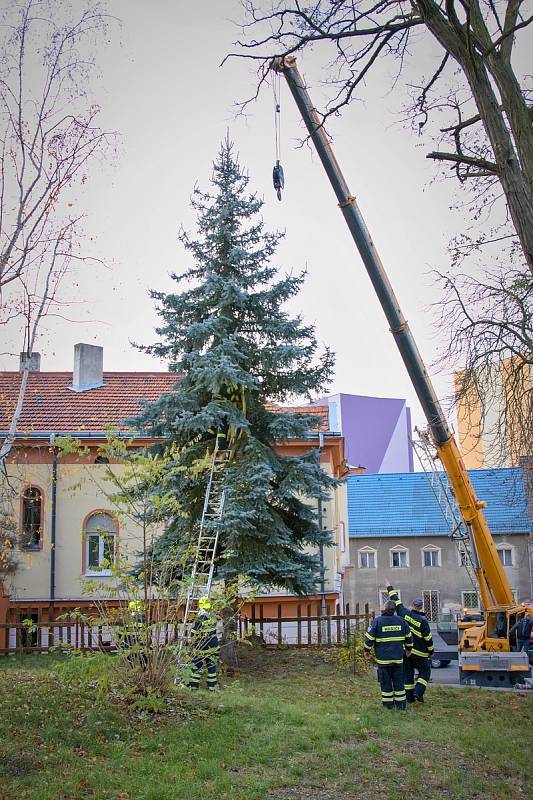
[[19, 352, 41, 372], [71, 343, 104, 392]]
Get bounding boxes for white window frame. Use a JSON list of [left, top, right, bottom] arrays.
[[358, 546, 377, 569], [379, 588, 401, 608], [496, 545, 513, 567], [421, 545, 441, 568], [389, 546, 409, 569], [422, 590, 440, 622], [85, 513, 116, 577], [461, 590, 480, 609]]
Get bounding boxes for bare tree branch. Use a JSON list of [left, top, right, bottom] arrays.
[[0, 0, 117, 468], [426, 150, 499, 171]]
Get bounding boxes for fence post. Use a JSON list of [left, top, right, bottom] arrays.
[[0, 594, 9, 653], [344, 603, 350, 643], [326, 606, 332, 645], [297, 604, 301, 646], [277, 604, 282, 645], [307, 604, 312, 645], [259, 604, 264, 641]]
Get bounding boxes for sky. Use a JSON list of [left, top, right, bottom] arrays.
[[1, 0, 485, 437]]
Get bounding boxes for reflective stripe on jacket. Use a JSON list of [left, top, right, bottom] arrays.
[[387, 586, 434, 659], [364, 610, 413, 665]]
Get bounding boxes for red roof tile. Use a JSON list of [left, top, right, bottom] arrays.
[[0, 372, 179, 433], [267, 403, 329, 432], [0, 372, 330, 434]]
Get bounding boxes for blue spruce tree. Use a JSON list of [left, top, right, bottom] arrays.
[[134, 139, 336, 595]]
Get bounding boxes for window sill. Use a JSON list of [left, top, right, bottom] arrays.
[[20, 545, 41, 552], [84, 571, 113, 578]]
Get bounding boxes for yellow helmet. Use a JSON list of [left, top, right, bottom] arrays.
[[198, 596, 212, 611]]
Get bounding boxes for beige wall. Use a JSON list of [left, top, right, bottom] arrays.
[[6, 461, 145, 601], [6, 454, 350, 604], [456, 360, 532, 470]]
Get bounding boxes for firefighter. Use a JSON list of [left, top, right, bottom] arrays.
[[188, 596, 219, 690], [202, 383, 246, 456], [364, 600, 413, 710], [386, 582, 434, 703]]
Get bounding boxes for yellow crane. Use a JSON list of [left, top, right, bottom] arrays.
[[272, 55, 532, 687]]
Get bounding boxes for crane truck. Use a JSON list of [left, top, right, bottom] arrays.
[[272, 56, 532, 688]]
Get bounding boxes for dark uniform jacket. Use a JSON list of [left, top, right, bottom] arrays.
[[364, 609, 413, 665], [387, 586, 434, 659], [510, 616, 533, 641], [191, 611, 219, 653]]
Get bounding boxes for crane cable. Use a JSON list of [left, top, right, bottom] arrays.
[[272, 71, 284, 201]]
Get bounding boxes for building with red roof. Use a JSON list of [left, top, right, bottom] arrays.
[[0, 344, 349, 638]]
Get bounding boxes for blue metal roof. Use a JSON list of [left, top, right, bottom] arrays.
[[348, 467, 532, 537]]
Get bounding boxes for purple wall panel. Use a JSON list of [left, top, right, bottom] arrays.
[[323, 393, 413, 473]]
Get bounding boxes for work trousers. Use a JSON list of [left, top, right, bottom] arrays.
[[377, 664, 406, 709], [188, 655, 217, 690], [404, 654, 431, 701]]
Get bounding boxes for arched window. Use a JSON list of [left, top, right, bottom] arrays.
[[21, 487, 42, 549], [84, 513, 116, 576]]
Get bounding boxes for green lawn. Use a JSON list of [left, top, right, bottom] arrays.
[[1, 648, 531, 800]]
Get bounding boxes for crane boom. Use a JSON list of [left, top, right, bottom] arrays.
[[272, 56, 514, 609]]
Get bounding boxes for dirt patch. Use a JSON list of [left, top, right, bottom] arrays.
[[230, 645, 331, 677], [267, 787, 344, 800], [0, 752, 42, 778]]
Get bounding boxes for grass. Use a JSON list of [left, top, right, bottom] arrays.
[[0, 647, 532, 800]]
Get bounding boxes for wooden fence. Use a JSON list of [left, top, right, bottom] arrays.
[[0, 604, 373, 656], [238, 602, 373, 646]]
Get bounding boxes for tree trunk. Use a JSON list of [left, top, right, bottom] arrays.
[[415, 0, 533, 275], [219, 577, 239, 668], [486, 52, 533, 197], [0, 364, 30, 467], [464, 55, 533, 275]]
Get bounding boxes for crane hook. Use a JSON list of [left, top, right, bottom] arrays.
[[273, 159, 285, 202]]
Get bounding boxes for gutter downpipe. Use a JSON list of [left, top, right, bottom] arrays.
[[49, 434, 57, 611], [527, 533, 533, 600], [317, 432, 327, 623]]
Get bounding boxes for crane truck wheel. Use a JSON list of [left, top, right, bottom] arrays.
[[431, 658, 451, 668]]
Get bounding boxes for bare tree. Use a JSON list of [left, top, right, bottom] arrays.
[[231, 1, 532, 273], [434, 265, 532, 465], [0, 0, 115, 466], [231, 1, 532, 466]]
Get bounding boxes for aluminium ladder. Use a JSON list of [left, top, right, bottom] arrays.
[[177, 440, 231, 661], [412, 427, 478, 591]]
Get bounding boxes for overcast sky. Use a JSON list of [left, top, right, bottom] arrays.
[[2, 0, 483, 436]]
